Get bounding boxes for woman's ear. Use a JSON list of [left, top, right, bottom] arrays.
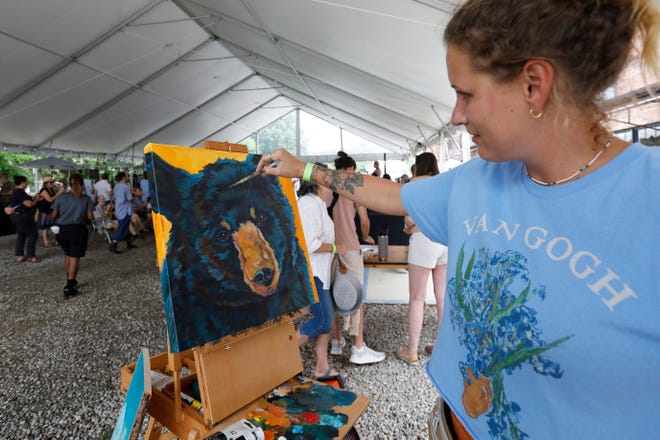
[[521, 59, 554, 110]]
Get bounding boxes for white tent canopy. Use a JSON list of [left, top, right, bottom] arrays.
[[0, 0, 460, 162]]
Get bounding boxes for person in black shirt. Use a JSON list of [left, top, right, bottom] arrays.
[[36, 177, 64, 247], [8, 175, 41, 262]]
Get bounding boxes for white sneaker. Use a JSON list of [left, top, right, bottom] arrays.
[[330, 337, 346, 356], [349, 344, 386, 365]]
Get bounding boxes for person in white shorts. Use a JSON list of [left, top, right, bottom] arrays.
[[397, 153, 448, 365]]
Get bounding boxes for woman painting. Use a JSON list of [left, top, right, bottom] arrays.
[[258, 1, 659, 437]]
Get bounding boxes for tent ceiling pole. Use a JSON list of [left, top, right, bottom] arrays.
[[188, 94, 282, 147], [181, 54, 253, 63], [232, 75, 408, 151], [431, 104, 463, 155], [0, 0, 165, 111], [257, 74, 426, 144], [239, 0, 337, 126], [231, 85, 287, 92], [283, 89, 417, 144], [295, 108, 301, 156], [208, 31, 441, 132], [126, 14, 213, 27], [299, 153, 405, 163], [128, 72, 257, 149], [417, 125, 430, 146], [411, 0, 458, 14], [288, 97, 407, 154], [39, 37, 216, 150], [188, 33, 436, 137], [178, 0, 452, 113], [217, 37, 439, 133], [275, 32, 453, 113]]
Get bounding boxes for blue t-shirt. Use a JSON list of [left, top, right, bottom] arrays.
[[401, 144, 659, 439], [139, 178, 150, 202], [114, 182, 132, 220]]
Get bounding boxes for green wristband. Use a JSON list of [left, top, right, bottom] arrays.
[[331, 243, 337, 254], [302, 163, 315, 182]]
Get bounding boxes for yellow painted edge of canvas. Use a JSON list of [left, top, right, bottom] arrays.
[[280, 178, 319, 303]]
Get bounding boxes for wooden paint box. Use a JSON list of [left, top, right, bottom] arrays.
[[120, 320, 302, 438]]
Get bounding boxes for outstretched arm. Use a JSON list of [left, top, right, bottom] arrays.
[[257, 149, 406, 216]]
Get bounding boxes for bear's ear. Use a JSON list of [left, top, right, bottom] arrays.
[[247, 153, 261, 168], [145, 151, 188, 219]]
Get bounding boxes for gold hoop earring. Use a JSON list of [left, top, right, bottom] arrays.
[[529, 108, 543, 119]]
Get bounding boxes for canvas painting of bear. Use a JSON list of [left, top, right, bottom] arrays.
[[144, 144, 316, 353]]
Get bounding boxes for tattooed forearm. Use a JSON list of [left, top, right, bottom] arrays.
[[316, 167, 365, 195]]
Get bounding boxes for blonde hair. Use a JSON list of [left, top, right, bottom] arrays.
[[444, 0, 659, 132]]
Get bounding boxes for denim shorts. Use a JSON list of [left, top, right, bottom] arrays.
[[299, 277, 334, 339]]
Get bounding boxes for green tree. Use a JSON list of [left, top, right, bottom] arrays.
[[641, 135, 659, 147], [256, 112, 297, 154], [0, 152, 37, 185], [241, 135, 257, 153]]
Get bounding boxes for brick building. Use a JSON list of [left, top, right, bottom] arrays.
[[605, 56, 659, 145]]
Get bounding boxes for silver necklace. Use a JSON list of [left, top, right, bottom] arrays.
[[526, 137, 614, 186]]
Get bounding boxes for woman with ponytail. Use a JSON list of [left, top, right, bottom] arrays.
[[259, 0, 659, 437], [51, 173, 94, 298]]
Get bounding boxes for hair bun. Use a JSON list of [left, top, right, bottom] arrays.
[[337, 151, 347, 158]]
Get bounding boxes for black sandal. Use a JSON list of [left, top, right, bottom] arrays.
[[312, 367, 348, 388]]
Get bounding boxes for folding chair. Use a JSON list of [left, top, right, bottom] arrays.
[[92, 218, 113, 243]]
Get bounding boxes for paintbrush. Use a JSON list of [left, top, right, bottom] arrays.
[[226, 160, 279, 189]]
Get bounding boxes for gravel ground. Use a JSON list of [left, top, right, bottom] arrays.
[[0, 232, 439, 439]]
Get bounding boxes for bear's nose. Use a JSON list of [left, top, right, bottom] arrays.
[[254, 267, 274, 286]]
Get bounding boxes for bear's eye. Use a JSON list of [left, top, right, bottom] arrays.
[[256, 214, 267, 226], [218, 231, 231, 242]]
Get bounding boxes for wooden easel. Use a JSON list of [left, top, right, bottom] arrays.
[[121, 319, 303, 439], [200, 140, 248, 153], [120, 141, 368, 439]]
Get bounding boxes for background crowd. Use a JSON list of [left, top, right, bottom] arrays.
[[1, 169, 154, 297]]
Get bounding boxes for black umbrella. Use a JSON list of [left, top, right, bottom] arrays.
[[17, 157, 81, 170]]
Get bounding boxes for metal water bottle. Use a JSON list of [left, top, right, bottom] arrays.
[[378, 231, 389, 261]]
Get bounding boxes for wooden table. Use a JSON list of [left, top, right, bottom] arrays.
[[363, 245, 408, 269]]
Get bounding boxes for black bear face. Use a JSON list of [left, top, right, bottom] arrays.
[[171, 156, 298, 304], [188, 176, 287, 298], [146, 150, 314, 351]]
